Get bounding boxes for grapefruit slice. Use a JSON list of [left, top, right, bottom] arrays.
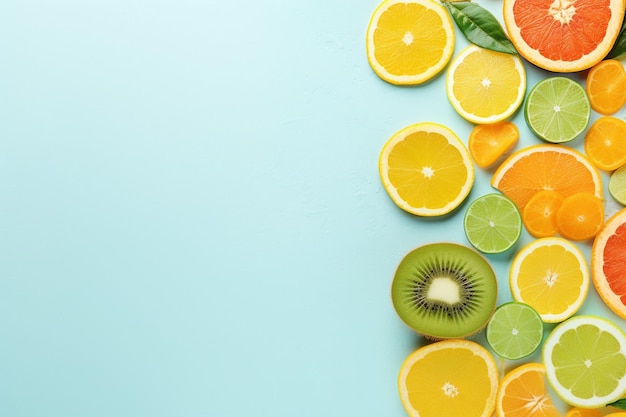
[[592, 208, 626, 319], [502, 0, 625, 72]]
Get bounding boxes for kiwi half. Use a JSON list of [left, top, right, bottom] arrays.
[[391, 243, 498, 339]]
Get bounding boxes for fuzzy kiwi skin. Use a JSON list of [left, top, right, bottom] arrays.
[[391, 242, 498, 339]]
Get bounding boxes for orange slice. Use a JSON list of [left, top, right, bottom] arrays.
[[584, 116, 626, 171], [565, 408, 603, 417], [496, 362, 560, 417], [468, 121, 519, 168], [591, 207, 626, 319], [522, 190, 564, 238], [491, 144, 603, 212], [366, 0, 455, 85], [379, 122, 474, 216], [398, 339, 499, 417], [555, 192, 605, 241], [586, 59, 626, 115], [510, 237, 590, 323], [502, 0, 626, 72]]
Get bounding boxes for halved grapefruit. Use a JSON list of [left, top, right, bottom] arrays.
[[502, 0, 625, 72], [591, 208, 626, 319]]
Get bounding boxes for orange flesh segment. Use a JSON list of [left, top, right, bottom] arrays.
[[556, 192, 604, 241], [522, 190, 564, 238], [468, 122, 519, 168], [586, 59, 626, 115], [584, 116, 626, 171], [604, 222, 626, 306]]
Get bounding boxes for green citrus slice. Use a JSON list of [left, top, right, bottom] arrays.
[[524, 77, 590, 143], [486, 302, 543, 360], [463, 193, 522, 254], [542, 315, 626, 408], [609, 164, 626, 206]]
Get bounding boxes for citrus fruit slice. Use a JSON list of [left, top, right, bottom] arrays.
[[584, 116, 626, 171], [609, 164, 626, 205], [591, 208, 626, 319], [468, 121, 519, 169], [555, 192, 605, 241], [542, 315, 626, 408], [524, 76, 591, 143], [565, 407, 603, 417], [586, 59, 626, 115], [496, 362, 560, 417], [502, 0, 626, 72], [491, 144, 603, 212], [509, 237, 589, 323], [446, 45, 526, 124], [606, 413, 626, 417], [398, 339, 499, 417], [486, 302, 543, 360], [379, 122, 474, 216], [463, 193, 522, 254], [366, 0, 455, 85], [522, 190, 564, 238]]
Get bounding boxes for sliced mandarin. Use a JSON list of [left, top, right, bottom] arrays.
[[556, 192, 604, 241], [586, 59, 626, 115], [496, 363, 560, 417], [522, 190, 564, 238], [584, 116, 626, 171], [468, 121, 519, 168]]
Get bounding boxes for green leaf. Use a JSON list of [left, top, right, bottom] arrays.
[[443, 1, 518, 55], [606, 12, 626, 59], [607, 398, 626, 410]]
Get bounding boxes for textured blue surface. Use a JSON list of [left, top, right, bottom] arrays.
[[0, 0, 624, 416]]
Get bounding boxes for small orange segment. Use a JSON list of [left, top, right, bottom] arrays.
[[565, 408, 603, 417], [496, 362, 560, 417], [586, 59, 626, 115], [522, 190, 564, 238], [556, 192, 604, 241], [584, 116, 626, 171], [468, 121, 519, 168]]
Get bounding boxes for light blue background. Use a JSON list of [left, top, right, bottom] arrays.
[[1, 0, 624, 416]]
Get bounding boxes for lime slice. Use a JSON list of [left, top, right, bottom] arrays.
[[486, 302, 543, 360], [524, 76, 590, 143], [609, 164, 626, 205], [542, 315, 626, 408], [463, 193, 522, 253]]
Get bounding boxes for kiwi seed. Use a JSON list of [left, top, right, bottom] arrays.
[[391, 242, 498, 339]]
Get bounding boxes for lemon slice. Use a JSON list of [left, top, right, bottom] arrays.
[[446, 45, 526, 124], [366, 0, 455, 85], [378, 122, 474, 216], [509, 237, 589, 323], [543, 315, 626, 408]]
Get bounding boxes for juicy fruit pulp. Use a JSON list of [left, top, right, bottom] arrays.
[[524, 77, 590, 143], [399, 339, 499, 417], [591, 208, 626, 319], [610, 165, 626, 205], [491, 144, 603, 212], [391, 243, 497, 339], [379, 122, 474, 216], [522, 190, 564, 238], [509, 237, 589, 323], [468, 121, 519, 168], [584, 116, 626, 171], [586, 59, 626, 115], [463, 193, 522, 254], [543, 315, 626, 408], [446, 45, 526, 124], [486, 302, 543, 360], [503, 0, 626, 72], [496, 363, 560, 417], [366, 0, 455, 85], [555, 192, 604, 241]]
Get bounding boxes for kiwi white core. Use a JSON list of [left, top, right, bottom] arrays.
[[427, 277, 460, 304]]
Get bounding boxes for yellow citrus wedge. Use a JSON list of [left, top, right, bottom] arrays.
[[399, 339, 499, 417], [366, 0, 455, 85], [496, 362, 560, 417], [491, 144, 603, 212], [510, 237, 589, 323], [378, 122, 474, 216], [446, 45, 526, 124]]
